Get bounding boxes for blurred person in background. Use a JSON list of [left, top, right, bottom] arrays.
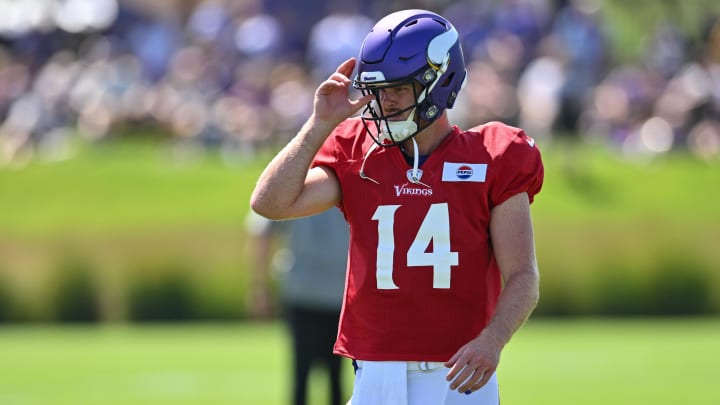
[[548, 0, 608, 136], [246, 209, 349, 405], [250, 8, 544, 405]]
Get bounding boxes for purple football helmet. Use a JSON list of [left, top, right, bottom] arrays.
[[354, 9, 467, 146]]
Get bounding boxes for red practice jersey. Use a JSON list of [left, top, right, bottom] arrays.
[[312, 118, 544, 362]]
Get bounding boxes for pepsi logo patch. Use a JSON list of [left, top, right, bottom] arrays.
[[456, 166, 473, 179], [442, 162, 487, 182]]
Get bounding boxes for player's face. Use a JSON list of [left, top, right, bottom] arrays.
[[377, 83, 417, 120]]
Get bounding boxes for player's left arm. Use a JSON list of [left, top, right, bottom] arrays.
[[446, 191, 539, 394], [483, 190, 540, 348]]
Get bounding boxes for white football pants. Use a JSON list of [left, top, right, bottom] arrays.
[[348, 361, 499, 405]]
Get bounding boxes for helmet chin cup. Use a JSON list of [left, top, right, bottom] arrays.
[[382, 120, 418, 143]]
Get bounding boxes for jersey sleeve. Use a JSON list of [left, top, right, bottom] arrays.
[[489, 128, 544, 207], [311, 133, 338, 170], [311, 118, 364, 170]]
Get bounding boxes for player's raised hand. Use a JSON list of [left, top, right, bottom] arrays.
[[444, 332, 503, 395], [313, 58, 374, 127]]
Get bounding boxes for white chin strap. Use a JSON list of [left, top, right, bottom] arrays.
[[408, 138, 421, 183]]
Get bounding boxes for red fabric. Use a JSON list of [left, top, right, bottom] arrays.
[[312, 118, 544, 362]]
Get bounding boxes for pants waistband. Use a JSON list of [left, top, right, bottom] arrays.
[[354, 360, 446, 372]]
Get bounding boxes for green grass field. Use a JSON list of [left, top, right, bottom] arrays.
[[0, 318, 718, 404]]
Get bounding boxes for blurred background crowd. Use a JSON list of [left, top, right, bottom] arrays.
[[0, 0, 719, 169]]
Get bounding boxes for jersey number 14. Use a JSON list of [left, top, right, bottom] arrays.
[[372, 203, 459, 290]]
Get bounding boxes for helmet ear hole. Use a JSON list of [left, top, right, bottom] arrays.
[[441, 72, 455, 88]]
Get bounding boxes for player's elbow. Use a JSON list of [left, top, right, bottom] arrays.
[[525, 268, 540, 307], [507, 267, 540, 306], [249, 192, 285, 220]]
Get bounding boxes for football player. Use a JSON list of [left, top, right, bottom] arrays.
[[251, 9, 544, 405]]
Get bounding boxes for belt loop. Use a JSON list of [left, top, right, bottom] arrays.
[[418, 361, 429, 371]]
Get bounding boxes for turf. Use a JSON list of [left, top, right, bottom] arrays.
[[0, 319, 718, 404], [499, 318, 720, 404]]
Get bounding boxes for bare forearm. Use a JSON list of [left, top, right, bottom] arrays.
[[444, 266, 539, 390], [251, 58, 372, 219], [250, 116, 334, 219], [482, 268, 539, 347]]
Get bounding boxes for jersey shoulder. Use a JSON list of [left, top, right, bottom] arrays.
[[462, 122, 544, 206], [463, 121, 537, 160]]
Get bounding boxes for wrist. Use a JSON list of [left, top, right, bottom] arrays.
[[480, 323, 510, 350], [305, 113, 340, 135]]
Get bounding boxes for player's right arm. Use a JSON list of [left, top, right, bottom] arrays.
[[250, 58, 373, 220]]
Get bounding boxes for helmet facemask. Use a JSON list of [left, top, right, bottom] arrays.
[[357, 79, 429, 147]]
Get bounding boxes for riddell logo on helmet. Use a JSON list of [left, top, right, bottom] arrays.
[[394, 183, 433, 197]]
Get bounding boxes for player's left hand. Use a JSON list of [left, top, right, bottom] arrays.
[[444, 331, 503, 394]]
